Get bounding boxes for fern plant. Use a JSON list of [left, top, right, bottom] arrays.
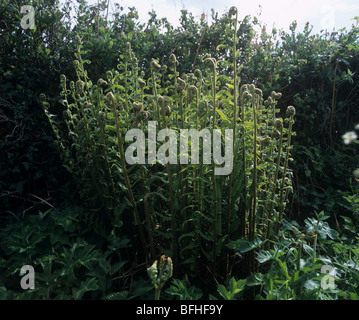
[[41, 6, 295, 287]]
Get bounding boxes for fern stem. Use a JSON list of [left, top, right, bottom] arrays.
[[151, 70, 161, 128], [251, 95, 258, 243], [276, 113, 295, 234], [112, 102, 147, 255], [210, 62, 219, 267], [266, 126, 283, 242], [144, 193, 156, 259], [227, 7, 238, 276], [161, 105, 178, 270]]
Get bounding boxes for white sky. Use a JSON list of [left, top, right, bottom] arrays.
[[103, 0, 359, 33]]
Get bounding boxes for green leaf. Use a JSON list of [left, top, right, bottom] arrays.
[[256, 250, 274, 263], [217, 284, 231, 300], [217, 277, 246, 300], [349, 292, 359, 300], [109, 261, 127, 276], [303, 279, 319, 291], [226, 83, 234, 90], [229, 277, 246, 295], [276, 259, 290, 280], [72, 278, 99, 300], [105, 291, 129, 300], [216, 109, 229, 122], [302, 243, 314, 255], [290, 270, 300, 284], [227, 237, 266, 253], [245, 273, 266, 286]]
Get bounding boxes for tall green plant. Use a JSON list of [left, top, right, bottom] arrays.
[[42, 7, 295, 284]]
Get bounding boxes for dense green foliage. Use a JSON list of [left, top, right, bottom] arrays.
[[1, 0, 359, 300]]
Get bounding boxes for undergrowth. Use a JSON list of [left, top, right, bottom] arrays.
[[1, 2, 359, 300]]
